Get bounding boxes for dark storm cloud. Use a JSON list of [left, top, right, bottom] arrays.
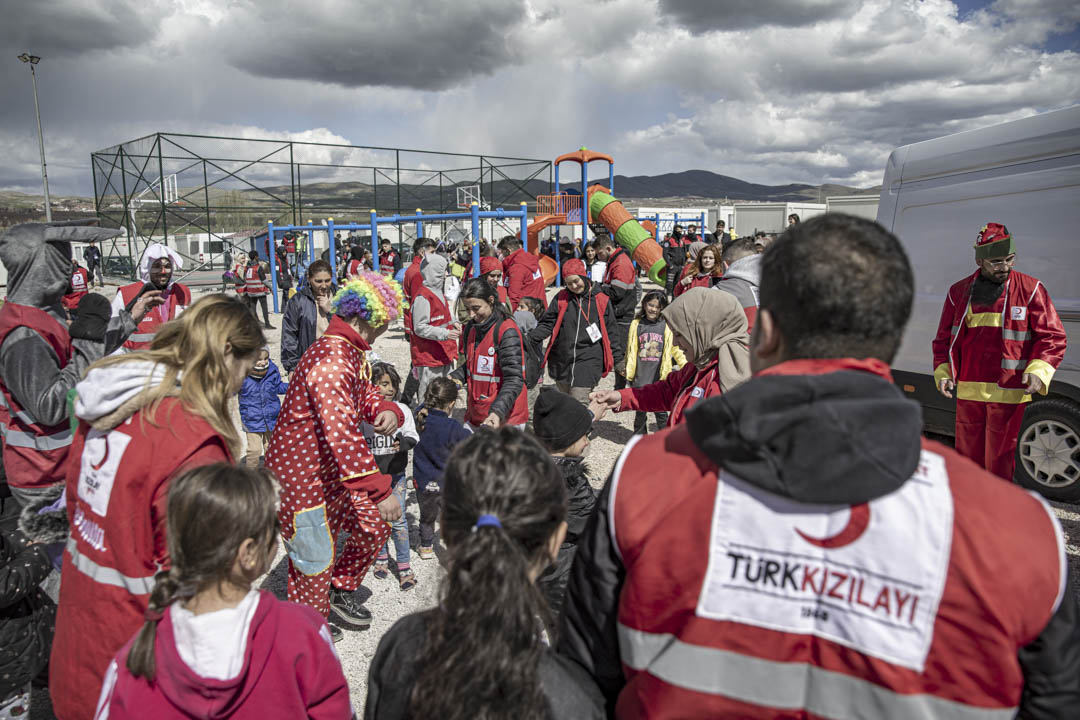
[[0, 0, 169, 57], [220, 0, 529, 91], [657, 0, 860, 31]]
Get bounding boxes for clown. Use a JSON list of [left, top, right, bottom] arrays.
[[933, 223, 1067, 480], [265, 271, 408, 636]]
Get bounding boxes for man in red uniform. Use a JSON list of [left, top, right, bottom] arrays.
[[560, 214, 1079, 719], [498, 235, 545, 307], [266, 272, 405, 634], [62, 258, 90, 318], [933, 223, 1066, 480], [597, 234, 637, 390], [108, 243, 191, 350], [399, 237, 437, 407]]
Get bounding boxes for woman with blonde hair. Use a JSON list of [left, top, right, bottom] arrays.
[[49, 294, 264, 720]]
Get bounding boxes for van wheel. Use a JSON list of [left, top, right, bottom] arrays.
[[1016, 398, 1080, 503]]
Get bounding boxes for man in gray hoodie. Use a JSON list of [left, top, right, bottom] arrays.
[[409, 253, 460, 401], [713, 238, 762, 332], [0, 221, 142, 505]]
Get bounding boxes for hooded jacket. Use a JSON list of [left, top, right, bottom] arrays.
[[0, 222, 119, 490], [280, 282, 337, 373], [410, 255, 457, 366], [0, 527, 55, 701], [713, 253, 761, 331], [529, 281, 617, 388], [52, 361, 231, 720], [502, 248, 546, 307], [559, 358, 1080, 719], [238, 360, 289, 433], [96, 590, 353, 719]]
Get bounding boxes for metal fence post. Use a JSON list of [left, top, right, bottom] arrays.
[[370, 209, 379, 273], [471, 203, 481, 277], [267, 221, 280, 313], [328, 217, 337, 278]]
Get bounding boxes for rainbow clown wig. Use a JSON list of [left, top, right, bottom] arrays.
[[331, 271, 407, 328]]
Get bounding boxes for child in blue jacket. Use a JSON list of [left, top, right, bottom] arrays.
[[239, 347, 289, 468], [413, 377, 471, 559]]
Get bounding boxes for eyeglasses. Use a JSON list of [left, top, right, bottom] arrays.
[[985, 255, 1016, 268]]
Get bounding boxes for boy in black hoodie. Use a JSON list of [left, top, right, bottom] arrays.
[[531, 387, 597, 624]]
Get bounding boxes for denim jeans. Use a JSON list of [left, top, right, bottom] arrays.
[[377, 474, 411, 568]]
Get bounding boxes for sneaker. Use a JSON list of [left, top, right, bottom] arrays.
[[418, 545, 435, 560], [328, 623, 344, 644], [329, 588, 372, 628]]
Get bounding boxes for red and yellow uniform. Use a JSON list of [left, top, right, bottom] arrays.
[[932, 224, 1066, 480]]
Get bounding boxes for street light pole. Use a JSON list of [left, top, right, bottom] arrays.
[[18, 53, 51, 223]]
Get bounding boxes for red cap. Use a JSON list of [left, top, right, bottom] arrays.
[[976, 223, 1010, 246], [479, 256, 501, 275], [974, 222, 1015, 260], [562, 258, 586, 279]]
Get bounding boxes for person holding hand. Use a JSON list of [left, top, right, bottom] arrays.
[[266, 272, 408, 636]]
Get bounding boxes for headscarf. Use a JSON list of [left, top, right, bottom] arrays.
[[139, 243, 184, 286], [562, 258, 586, 280], [662, 287, 750, 390], [479, 256, 502, 275], [687, 241, 708, 263]]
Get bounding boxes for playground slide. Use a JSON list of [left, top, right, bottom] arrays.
[[587, 187, 667, 284], [523, 215, 563, 286]]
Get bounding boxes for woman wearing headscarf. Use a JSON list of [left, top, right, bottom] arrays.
[[589, 288, 750, 427]]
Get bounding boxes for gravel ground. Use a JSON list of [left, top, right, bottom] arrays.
[[29, 280, 1080, 717]]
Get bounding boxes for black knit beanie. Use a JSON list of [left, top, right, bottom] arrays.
[[532, 387, 592, 452]]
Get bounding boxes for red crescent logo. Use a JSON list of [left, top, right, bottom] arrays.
[[795, 504, 870, 549]]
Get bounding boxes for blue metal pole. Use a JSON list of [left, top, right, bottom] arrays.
[[608, 162, 614, 194], [416, 208, 424, 240], [267, 221, 280, 314], [327, 218, 337, 278], [555, 163, 561, 193], [470, 203, 481, 277], [370, 209, 379, 273], [307, 221, 314, 264], [581, 161, 589, 248]]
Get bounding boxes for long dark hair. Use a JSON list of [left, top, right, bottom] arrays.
[[370, 361, 401, 401], [461, 276, 507, 322], [126, 463, 279, 680], [409, 428, 567, 720], [637, 289, 668, 319], [416, 376, 459, 433]]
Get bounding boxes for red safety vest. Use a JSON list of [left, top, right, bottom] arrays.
[[118, 282, 192, 351], [0, 303, 74, 490], [462, 317, 528, 426], [244, 265, 267, 297], [63, 268, 91, 310], [51, 398, 228, 720], [933, 269, 1066, 405], [284, 236, 297, 253], [610, 427, 1065, 719], [541, 290, 614, 376], [347, 258, 364, 277], [410, 287, 457, 367]]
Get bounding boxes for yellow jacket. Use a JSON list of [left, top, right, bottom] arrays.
[[624, 317, 687, 382]]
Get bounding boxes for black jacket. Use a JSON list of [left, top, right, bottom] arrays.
[[559, 367, 1080, 717], [537, 456, 597, 623], [450, 311, 525, 423], [529, 283, 617, 388], [280, 282, 335, 373], [0, 529, 55, 699], [365, 610, 605, 720]]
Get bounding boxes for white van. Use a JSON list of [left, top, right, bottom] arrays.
[[877, 105, 1080, 500]]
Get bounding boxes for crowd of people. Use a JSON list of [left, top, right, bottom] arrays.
[[0, 211, 1074, 719]]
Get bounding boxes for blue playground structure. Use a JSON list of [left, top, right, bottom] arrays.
[[262, 203, 529, 313]]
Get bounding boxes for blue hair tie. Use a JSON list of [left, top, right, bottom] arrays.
[[473, 513, 502, 531]]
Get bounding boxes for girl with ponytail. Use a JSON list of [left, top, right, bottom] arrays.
[[95, 463, 353, 719], [364, 428, 604, 720]]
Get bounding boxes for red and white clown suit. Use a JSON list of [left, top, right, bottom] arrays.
[[933, 223, 1066, 480], [266, 272, 407, 617]]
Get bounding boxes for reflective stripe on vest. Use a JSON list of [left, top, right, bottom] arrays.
[[1, 423, 72, 450], [65, 537, 156, 595], [1002, 358, 1024, 370], [618, 625, 1016, 720], [1003, 328, 1030, 342], [0, 392, 37, 425], [127, 332, 158, 343]]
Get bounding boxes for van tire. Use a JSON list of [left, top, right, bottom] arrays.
[[1015, 398, 1080, 503]]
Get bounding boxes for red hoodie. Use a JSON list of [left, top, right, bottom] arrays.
[[502, 249, 545, 307], [95, 591, 353, 720]]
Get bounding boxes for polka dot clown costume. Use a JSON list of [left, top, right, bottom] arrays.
[[266, 272, 408, 617]]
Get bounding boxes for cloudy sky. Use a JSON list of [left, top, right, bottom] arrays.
[[1, 0, 1078, 196]]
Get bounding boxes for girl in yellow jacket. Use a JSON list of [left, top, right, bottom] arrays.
[[624, 290, 687, 434]]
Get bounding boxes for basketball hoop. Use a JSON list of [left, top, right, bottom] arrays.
[[456, 184, 483, 210]]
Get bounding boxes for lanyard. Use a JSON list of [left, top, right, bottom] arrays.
[[575, 292, 593, 324]]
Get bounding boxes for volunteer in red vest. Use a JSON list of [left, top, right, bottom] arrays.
[[498, 235, 545, 307], [0, 222, 120, 507], [451, 277, 528, 429], [109, 243, 191, 351], [933, 222, 1066, 480], [266, 273, 406, 634], [400, 237, 437, 407], [713, 238, 761, 332], [456, 255, 513, 322], [560, 214, 1080, 719], [410, 253, 461, 401], [378, 238, 400, 278], [346, 244, 366, 277], [51, 295, 264, 720], [63, 258, 90, 318], [241, 251, 274, 329], [283, 230, 297, 276], [596, 234, 637, 391], [528, 259, 616, 405], [590, 287, 750, 428], [674, 242, 721, 298]]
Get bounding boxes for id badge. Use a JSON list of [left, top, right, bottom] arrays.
[[585, 323, 602, 343]]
